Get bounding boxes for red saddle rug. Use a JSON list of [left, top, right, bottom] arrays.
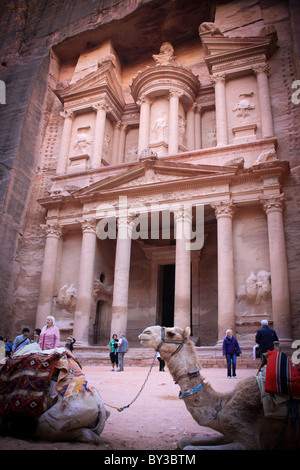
[[0, 352, 60, 417], [265, 349, 300, 397]]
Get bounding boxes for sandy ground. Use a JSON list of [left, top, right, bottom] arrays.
[[0, 358, 257, 451]]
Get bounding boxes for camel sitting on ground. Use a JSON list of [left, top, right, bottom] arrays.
[[0, 343, 109, 443], [139, 325, 300, 450]]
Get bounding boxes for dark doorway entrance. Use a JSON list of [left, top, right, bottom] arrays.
[[158, 264, 175, 327]]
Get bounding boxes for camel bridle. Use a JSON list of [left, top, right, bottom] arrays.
[[155, 327, 188, 357], [155, 327, 203, 400]]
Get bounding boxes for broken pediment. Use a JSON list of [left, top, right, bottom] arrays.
[[54, 57, 125, 110], [198, 22, 277, 74]]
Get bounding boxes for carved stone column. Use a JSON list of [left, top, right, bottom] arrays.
[[111, 121, 121, 166], [210, 201, 236, 342], [194, 103, 202, 149], [56, 110, 74, 174], [260, 195, 292, 343], [186, 105, 195, 151], [117, 124, 127, 164], [174, 207, 192, 329], [168, 89, 182, 155], [73, 219, 97, 344], [211, 73, 228, 146], [110, 216, 134, 336], [137, 95, 151, 155], [253, 64, 274, 138], [36, 223, 62, 328], [92, 101, 111, 168]]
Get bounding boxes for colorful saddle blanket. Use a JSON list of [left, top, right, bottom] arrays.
[[0, 352, 60, 417], [265, 349, 300, 397]]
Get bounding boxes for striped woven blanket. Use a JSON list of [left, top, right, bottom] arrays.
[[265, 349, 300, 397], [0, 352, 60, 417]]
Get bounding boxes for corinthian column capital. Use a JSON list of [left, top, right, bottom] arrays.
[[80, 218, 97, 234], [253, 63, 271, 77], [60, 109, 74, 120], [260, 194, 286, 214], [210, 200, 236, 219], [211, 72, 226, 85], [93, 100, 112, 113], [41, 223, 62, 239]]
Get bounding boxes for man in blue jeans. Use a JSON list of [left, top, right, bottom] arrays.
[[117, 332, 128, 371], [223, 329, 242, 378]]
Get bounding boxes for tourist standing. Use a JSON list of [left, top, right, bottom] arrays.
[[5, 338, 12, 357], [39, 316, 60, 350], [157, 351, 165, 371], [255, 319, 278, 358], [108, 334, 119, 371], [12, 328, 31, 352], [223, 329, 241, 378], [117, 333, 128, 371]]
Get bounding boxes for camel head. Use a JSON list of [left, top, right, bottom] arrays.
[[139, 325, 191, 357]]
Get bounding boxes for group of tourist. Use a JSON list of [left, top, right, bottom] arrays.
[[223, 319, 278, 378], [107, 333, 128, 371], [0, 316, 61, 361], [1, 315, 279, 378]]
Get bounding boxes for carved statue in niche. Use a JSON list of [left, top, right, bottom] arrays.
[[207, 128, 217, 147], [237, 269, 271, 309], [126, 146, 138, 162], [178, 115, 186, 146], [103, 133, 112, 162], [73, 127, 92, 155], [232, 93, 255, 120], [152, 42, 178, 66], [56, 284, 77, 312], [152, 115, 168, 142]]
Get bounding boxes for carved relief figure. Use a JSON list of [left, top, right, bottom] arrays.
[[178, 115, 186, 146], [56, 284, 77, 312], [73, 127, 92, 155], [238, 270, 271, 306], [232, 93, 255, 120], [152, 115, 168, 142]]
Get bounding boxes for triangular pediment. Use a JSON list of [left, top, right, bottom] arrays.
[[54, 59, 124, 106], [73, 158, 237, 201]]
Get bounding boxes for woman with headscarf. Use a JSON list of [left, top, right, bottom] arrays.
[[39, 315, 60, 350]]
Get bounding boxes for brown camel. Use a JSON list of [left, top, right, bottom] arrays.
[[139, 325, 300, 450]]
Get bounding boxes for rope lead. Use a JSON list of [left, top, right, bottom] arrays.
[[104, 352, 157, 412]]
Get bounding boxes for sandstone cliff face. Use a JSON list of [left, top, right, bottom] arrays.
[[0, 0, 300, 342]]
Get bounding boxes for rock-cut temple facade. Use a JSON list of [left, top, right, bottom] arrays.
[[0, 0, 299, 351]]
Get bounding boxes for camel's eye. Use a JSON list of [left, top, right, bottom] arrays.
[[167, 331, 175, 338], [144, 330, 151, 335]]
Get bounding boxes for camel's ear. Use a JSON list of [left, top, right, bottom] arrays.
[[183, 326, 191, 338]]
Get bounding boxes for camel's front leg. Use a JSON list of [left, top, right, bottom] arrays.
[[37, 393, 102, 443], [178, 433, 229, 450], [178, 434, 245, 450], [183, 442, 245, 450]]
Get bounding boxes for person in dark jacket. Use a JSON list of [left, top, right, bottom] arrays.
[[255, 319, 278, 358], [223, 329, 242, 378]]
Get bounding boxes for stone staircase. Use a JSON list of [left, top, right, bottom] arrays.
[[74, 345, 260, 369]]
